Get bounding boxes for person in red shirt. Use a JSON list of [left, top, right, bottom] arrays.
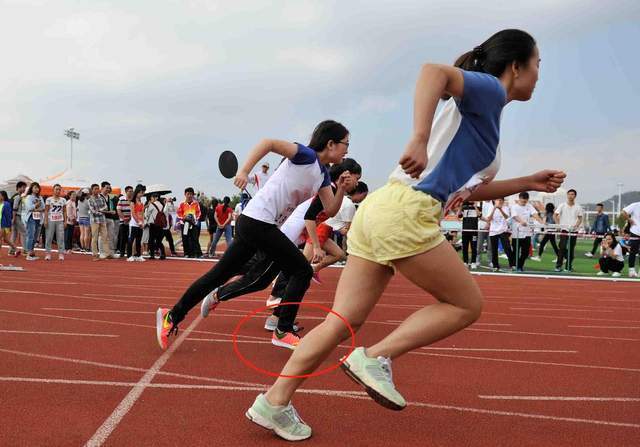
[[177, 187, 201, 258], [209, 196, 233, 257]]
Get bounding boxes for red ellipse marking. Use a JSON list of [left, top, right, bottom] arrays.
[[232, 302, 356, 379]]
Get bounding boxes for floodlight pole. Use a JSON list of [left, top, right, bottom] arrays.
[[616, 183, 623, 217], [64, 128, 80, 170]]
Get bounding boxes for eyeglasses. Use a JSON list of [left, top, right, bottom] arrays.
[[338, 141, 350, 147]]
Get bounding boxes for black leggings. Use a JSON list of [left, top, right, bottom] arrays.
[[556, 232, 577, 269], [490, 233, 514, 269], [461, 230, 478, 264], [127, 226, 143, 257], [629, 232, 639, 269], [599, 257, 624, 273], [170, 215, 313, 331], [117, 223, 130, 255], [149, 224, 166, 258], [511, 237, 531, 270], [591, 233, 604, 255], [64, 224, 75, 251], [538, 233, 559, 257], [163, 229, 175, 254]]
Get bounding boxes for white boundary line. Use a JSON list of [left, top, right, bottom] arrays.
[[465, 327, 639, 342], [0, 330, 118, 338], [84, 316, 201, 447], [509, 307, 613, 313], [569, 325, 640, 329], [478, 395, 640, 402]]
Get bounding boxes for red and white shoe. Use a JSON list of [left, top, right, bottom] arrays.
[[156, 308, 178, 350], [271, 329, 301, 350], [311, 271, 322, 285]]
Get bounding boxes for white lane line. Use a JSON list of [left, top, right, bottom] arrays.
[[84, 316, 201, 447], [0, 347, 268, 387], [42, 308, 153, 314], [187, 338, 271, 344], [569, 325, 640, 330], [385, 320, 512, 327], [478, 395, 640, 402], [0, 308, 266, 340], [465, 327, 639, 342], [0, 288, 168, 307], [410, 352, 640, 373], [484, 311, 640, 324], [0, 279, 79, 285], [0, 330, 118, 338], [421, 348, 578, 353], [1, 376, 636, 429], [510, 307, 613, 313]]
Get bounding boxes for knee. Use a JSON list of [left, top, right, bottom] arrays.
[[459, 292, 483, 326]]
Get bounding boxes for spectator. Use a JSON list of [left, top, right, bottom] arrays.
[[144, 193, 167, 260], [445, 230, 462, 251], [101, 182, 119, 253], [458, 201, 480, 270], [127, 185, 145, 262], [621, 201, 640, 278], [232, 192, 249, 237], [77, 190, 91, 252], [177, 187, 201, 258], [554, 189, 584, 272], [44, 184, 67, 261], [475, 200, 493, 267], [249, 162, 271, 191], [597, 232, 624, 277], [510, 192, 542, 272], [209, 196, 233, 257], [88, 183, 112, 260], [162, 197, 177, 256], [586, 203, 610, 258], [65, 191, 77, 254], [484, 198, 515, 272], [9, 181, 27, 255], [194, 193, 207, 257], [531, 202, 559, 261], [22, 182, 45, 261], [0, 190, 20, 256], [116, 186, 133, 258], [205, 198, 219, 256]]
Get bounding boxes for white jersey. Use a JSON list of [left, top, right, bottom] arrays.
[[325, 196, 356, 231], [623, 202, 640, 235], [280, 198, 314, 246], [489, 205, 510, 236], [242, 144, 331, 226], [509, 203, 538, 239], [46, 196, 67, 222]]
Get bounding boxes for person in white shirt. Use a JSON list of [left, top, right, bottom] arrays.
[[248, 162, 271, 192], [509, 192, 543, 272], [621, 201, 640, 277], [554, 189, 583, 272], [597, 232, 624, 277], [482, 198, 515, 272], [43, 184, 67, 261], [475, 200, 493, 266]]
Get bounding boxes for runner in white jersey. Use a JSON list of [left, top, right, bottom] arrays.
[[156, 121, 354, 351], [44, 184, 67, 261]]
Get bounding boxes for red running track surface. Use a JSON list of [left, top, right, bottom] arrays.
[[0, 251, 638, 446]]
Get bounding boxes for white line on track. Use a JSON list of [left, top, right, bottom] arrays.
[[411, 352, 640, 373], [0, 330, 118, 338], [0, 288, 169, 307], [465, 327, 639, 341], [386, 319, 512, 326], [187, 337, 271, 344], [478, 395, 640, 402], [1, 375, 637, 429], [568, 325, 640, 329], [481, 312, 640, 325], [421, 348, 578, 353], [510, 307, 613, 313], [42, 308, 154, 314], [84, 316, 201, 447]]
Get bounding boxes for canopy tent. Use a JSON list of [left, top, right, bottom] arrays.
[[0, 174, 34, 195], [39, 170, 121, 196]]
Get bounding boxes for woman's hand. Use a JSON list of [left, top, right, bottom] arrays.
[[529, 170, 566, 193], [234, 171, 249, 190], [312, 246, 326, 264], [399, 137, 428, 178]]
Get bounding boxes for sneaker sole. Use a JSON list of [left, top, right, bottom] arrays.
[[271, 338, 297, 350], [340, 361, 405, 411], [200, 289, 218, 318], [245, 408, 310, 441], [155, 309, 167, 350]]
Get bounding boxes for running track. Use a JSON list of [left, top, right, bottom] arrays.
[[0, 252, 638, 446]]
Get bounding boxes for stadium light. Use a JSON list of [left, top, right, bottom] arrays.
[[616, 183, 623, 217], [64, 127, 80, 170]]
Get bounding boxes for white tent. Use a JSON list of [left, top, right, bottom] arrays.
[[0, 174, 34, 194]]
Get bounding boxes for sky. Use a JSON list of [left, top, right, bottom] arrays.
[[1, 0, 638, 202]]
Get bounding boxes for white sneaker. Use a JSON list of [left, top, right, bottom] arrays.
[[629, 269, 638, 278], [44, 254, 51, 261], [499, 254, 508, 260], [612, 272, 621, 277], [136, 256, 146, 262], [597, 271, 606, 276], [26, 255, 39, 261], [114, 253, 121, 259], [127, 256, 136, 262], [585, 252, 594, 258], [530, 256, 541, 262], [470, 262, 477, 270], [264, 315, 278, 331], [200, 289, 220, 318], [552, 258, 557, 263], [266, 295, 282, 307], [58, 254, 64, 261]]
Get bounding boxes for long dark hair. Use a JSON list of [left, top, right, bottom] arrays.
[[545, 202, 555, 215], [222, 196, 230, 212], [307, 120, 349, 152], [0, 190, 8, 202], [330, 158, 362, 182], [26, 182, 41, 196], [605, 232, 619, 250], [454, 29, 536, 77], [132, 185, 145, 203]]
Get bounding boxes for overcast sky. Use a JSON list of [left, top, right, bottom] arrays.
[[1, 0, 638, 202]]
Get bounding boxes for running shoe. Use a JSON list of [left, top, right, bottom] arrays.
[[629, 269, 638, 278], [340, 347, 406, 411], [58, 254, 64, 261], [596, 271, 606, 276], [585, 252, 594, 258], [246, 393, 311, 441], [530, 256, 541, 262], [136, 256, 146, 262], [311, 271, 322, 285], [612, 272, 621, 277], [554, 267, 562, 272], [127, 256, 136, 262], [26, 255, 39, 261], [470, 262, 478, 270], [266, 295, 282, 307], [272, 329, 301, 350], [156, 308, 178, 350], [264, 315, 278, 331], [44, 254, 51, 261], [200, 289, 220, 318]]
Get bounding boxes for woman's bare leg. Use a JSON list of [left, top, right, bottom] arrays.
[[264, 255, 393, 406], [366, 241, 483, 359]]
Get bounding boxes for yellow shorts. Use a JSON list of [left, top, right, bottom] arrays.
[[1, 228, 10, 238], [347, 180, 445, 270]]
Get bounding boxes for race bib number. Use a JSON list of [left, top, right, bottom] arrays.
[[32, 211, 42, 220]]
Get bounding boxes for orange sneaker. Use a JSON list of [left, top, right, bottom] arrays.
[[156, 308, 178, 350], [271, 329, 301, 350]]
